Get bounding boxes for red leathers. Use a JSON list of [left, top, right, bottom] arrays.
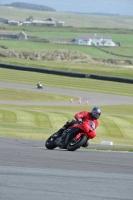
[[74, 111, 99, 139]]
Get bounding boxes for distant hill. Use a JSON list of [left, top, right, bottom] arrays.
[[67, 11, 119, 16], [89, 12, 119, 16], [1, 2, 56, 12]]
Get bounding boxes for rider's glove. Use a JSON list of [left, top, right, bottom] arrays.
[[76, 118, 83, 124], [67, 119, 75, 124]]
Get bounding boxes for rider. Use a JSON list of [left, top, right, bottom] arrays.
[[54, 107, 101, 147], [37, 82, 42, 88]]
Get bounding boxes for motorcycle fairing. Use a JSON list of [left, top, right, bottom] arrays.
[[70, 120, 96, 139], [75, 130, 96, 139]]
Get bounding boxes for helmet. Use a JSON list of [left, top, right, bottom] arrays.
[[91, 107, 101, 119]]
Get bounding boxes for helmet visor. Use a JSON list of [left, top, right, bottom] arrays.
[[92, 112, 100, 119]]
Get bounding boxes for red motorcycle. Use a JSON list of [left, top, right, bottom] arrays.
[[45, 120, 96, 151]]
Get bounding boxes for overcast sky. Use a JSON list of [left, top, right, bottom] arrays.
[[1, 0, 133, 15]]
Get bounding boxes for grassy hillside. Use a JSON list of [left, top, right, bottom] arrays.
[[0, 24, 133, 73], [0, 6, 133, 29], [0, 39, 130, 59]]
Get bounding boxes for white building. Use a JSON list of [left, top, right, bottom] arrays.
[[22, 17, 64, 27], [32, 20, 55, 26], [22, 21, 32, 26], [8, 20, 20, 26], [56, 22, 64, 27], [22, 20, 55, 26], [75, 34, 116, 46]]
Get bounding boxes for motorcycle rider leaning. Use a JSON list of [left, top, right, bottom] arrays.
[[37, 82, 42, 89], [54, 107, 101, 147], [37, 82, 40, 87]]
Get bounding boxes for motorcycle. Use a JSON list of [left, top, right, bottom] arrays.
[[45, 120, 96, 151], [37, 84, 43, 89]]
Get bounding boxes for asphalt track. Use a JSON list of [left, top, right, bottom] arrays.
[[0, 138, 133, 200], [0, 81, 133, 200]]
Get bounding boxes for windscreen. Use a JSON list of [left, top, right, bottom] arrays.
[[88, 120, 95, 130]]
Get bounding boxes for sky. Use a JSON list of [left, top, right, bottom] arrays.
[[1, 0, 133, 16]]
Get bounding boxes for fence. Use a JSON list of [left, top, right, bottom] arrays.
[[0, 63, 133, 84]]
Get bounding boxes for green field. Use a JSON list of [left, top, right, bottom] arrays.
[[1, 26, 133, 71], [0, 88, 77, 102], [0, 68, 133, 146], [0, 39, 127, 56], [0, 104, 133, 146], [0, 34, 133, 79]]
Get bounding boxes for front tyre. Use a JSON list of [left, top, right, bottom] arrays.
[[45, 134, 57, 150], [67, 135, 87, 151]]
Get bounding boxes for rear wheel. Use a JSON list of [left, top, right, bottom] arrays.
[[67, 135, 87, 151], [45, 134, 58, 149]]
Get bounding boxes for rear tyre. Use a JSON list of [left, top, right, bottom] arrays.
[[45, 134, 57, 149], [67, 135, 87, 151]]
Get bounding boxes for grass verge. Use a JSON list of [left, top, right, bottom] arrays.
[[0, 68, 133, 96], [85, 146, 133, 152], [0, 104, 133, 147], [0, 88, 77, 102]]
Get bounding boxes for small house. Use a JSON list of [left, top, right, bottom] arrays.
[[0, 31, 27, 40], [75, 34, 116, 46]]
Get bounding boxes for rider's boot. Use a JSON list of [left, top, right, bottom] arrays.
[[53, 124, 68, 138], [53, 128, 64, 138]]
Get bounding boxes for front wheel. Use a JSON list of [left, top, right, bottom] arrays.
[[67, 135, 87, 151], [45, 134, 57, 149]]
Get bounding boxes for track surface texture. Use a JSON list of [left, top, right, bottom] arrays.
[[0, 81, 133, 200], [0, 138, 133, 200]]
